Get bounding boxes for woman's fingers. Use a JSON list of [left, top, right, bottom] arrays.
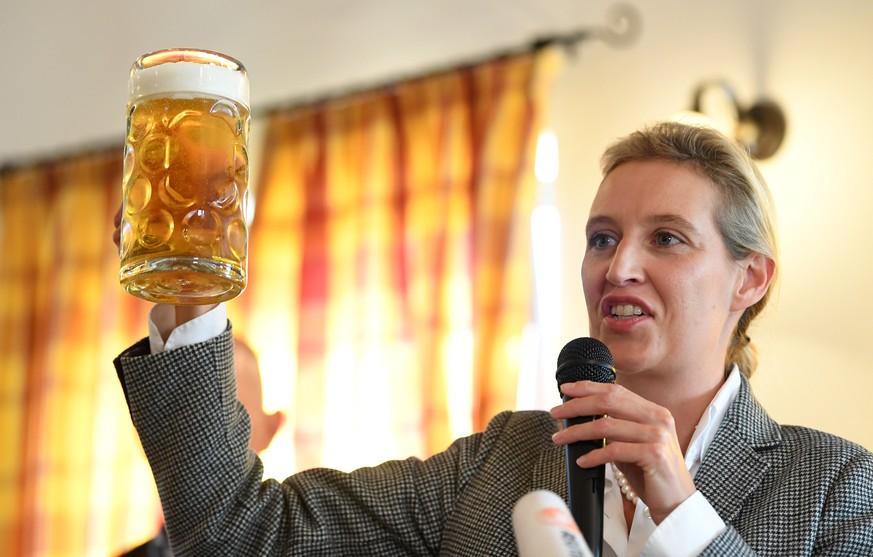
[[549, 380, 696, 524], [552, 414, 668, 449], [551, 380, 668, 426], [112, 205, 122, 249]]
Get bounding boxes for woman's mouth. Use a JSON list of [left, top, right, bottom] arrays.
[[610, 304, 646, 319]]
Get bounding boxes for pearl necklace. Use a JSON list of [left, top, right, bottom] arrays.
[[611, 463, 651, 519]]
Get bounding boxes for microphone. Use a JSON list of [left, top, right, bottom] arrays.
[[512, 490, 594, 557], [556, 338, 616, 557]]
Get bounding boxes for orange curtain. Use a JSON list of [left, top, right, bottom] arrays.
[[240, 51, 547, 475], [0, 49, 553, 556], [0, 151, 163, 556]]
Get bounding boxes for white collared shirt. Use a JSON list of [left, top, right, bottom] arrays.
[[602, 367, 741, 557]]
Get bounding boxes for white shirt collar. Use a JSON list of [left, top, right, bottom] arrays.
[[684, 364, 742, 472]]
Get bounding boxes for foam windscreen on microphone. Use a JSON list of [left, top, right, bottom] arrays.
[[556, 338, 616, 393], [512, 490, 594, 557]]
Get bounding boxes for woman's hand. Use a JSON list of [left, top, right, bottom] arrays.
[[113, 205, 123, 250], [550, 380, 697, 524]]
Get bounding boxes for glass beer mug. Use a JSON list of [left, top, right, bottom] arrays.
[[119, 48, 251, 304]]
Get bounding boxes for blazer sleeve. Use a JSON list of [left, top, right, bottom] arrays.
[[813, 448, 873, 555], [114, 326, 527, 556]]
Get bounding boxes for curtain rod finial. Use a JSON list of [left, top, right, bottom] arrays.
[[530, 3, 642, 56]]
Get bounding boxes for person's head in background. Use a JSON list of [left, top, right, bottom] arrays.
[[585, 121, 778, 381], [234, 338, 283, 453]]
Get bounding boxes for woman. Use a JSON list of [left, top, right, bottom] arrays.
[[552, 121, 872, 555], [114, 122, 873, 556]]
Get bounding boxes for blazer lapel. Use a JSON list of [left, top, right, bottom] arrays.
[[693, 375, 782, 522]]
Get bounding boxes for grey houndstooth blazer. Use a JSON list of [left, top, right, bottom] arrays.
[[115, 325, 873, 556]]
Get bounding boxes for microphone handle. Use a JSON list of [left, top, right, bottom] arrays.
[[564, 412, 605, 557]]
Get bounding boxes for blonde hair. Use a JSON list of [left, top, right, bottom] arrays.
[[600, 121, 778, 378]]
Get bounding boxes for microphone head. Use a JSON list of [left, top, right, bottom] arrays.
[[556, 337, 616, 392]]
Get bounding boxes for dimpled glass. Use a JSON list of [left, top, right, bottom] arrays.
[[119, 48, 251, 304]]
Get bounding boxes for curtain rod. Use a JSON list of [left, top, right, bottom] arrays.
[[0, 3, 641, 175], [259, 2, 642, 118]]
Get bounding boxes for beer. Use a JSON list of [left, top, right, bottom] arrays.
[[119, 49, 251, 304]]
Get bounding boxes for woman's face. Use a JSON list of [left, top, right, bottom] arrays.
[[581, 159, 745, 379]]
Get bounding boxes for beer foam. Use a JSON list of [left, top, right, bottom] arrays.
[[129, 60, 249, 107]]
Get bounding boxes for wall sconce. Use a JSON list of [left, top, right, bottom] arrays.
[[687, 81, 787, 160]]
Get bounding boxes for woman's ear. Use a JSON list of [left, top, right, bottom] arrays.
[[731, 253, 776, 311]]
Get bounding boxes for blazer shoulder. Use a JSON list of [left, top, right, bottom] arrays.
[[776, 424, 873, 467], [444, 409, 559, 487], [471, 410, 559, 453]]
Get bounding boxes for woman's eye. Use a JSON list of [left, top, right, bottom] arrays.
[[655, 232, 682, 246], [588, 233, 616, 249]]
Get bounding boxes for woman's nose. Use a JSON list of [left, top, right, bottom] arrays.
[[604, 241, 644, 285]]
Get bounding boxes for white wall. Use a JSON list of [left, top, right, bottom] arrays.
[[3, 0, 871, 449], [0, 0, 596, 164], [550, 0, 873, 449]]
